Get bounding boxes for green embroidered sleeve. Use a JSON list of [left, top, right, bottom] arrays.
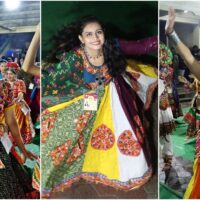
[[42, 51, 90, 109]]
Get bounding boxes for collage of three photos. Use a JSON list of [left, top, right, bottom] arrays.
[[0, 0, 200, 199]]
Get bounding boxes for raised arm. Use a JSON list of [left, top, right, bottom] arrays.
[[22, 24, 40, 77], [165, 7, 200, 80]]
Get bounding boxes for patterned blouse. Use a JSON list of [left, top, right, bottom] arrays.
[[42, 48, 111, 109], [0, 80, 13, 113], [0, 80, 14, 135]]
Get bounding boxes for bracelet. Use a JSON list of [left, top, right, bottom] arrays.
[[167, 30, 181, 46]]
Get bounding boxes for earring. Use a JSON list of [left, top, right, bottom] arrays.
[[80, 43, 85, 49]]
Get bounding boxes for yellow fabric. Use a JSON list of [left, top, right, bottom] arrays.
[[195, 79, 198, 90], [184, 158, 198, 199], [47, 90, 100, 113], [127, 59, 157, 78], [195, 78, 199, 94], [0, 104, 16, 125], [15, 104, 33, 140], [82, 85, 120, 180], [5, 104, 16, 111], [47, 95, 84, 113]]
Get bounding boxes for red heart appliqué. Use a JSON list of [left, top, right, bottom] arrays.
[[91, 124, 115, 150], [117, 130, 141, 156]]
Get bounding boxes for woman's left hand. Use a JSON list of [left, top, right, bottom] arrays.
[[22, 149, 38, 163]]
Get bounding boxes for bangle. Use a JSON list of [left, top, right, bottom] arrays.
[[167, 30, 181, 46]]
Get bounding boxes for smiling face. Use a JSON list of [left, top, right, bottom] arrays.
[[6, 70, 16, 82], [79, 22, 105, 51], [0, 63, 7, 78]]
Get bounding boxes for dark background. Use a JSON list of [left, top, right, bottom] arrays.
[[42, 1, 158, 59]]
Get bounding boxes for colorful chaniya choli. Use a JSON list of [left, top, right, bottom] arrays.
[[184, 130, 200, 199], [159, 66, 175, 137], [0, 80, 34, 199], [0, 80, 14, 136], [184, 79, 200, 138], [11, 79, 35, 144], [41, 48, 157, 197], [184, 80, 200, 199], [159, 81, 176, 136]]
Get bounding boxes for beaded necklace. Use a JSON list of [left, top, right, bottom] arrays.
[[84, 48, 103, 60], [76, 48, 111, 87], [81, 46, 106, 74]]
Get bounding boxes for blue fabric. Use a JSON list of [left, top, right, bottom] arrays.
[[83, 66, 102, 83], [30, 87, 38, 101], [172, 78, 180, 105], [6, 50, 14, 57]]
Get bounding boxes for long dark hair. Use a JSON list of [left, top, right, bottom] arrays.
[[48, 16, 126, 77]]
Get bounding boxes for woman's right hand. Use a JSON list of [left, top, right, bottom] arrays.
[[165, 7, 176, 34], [14, 92, 24, 103], [178, 75, 188, 84], [15, 99, 25, 108]]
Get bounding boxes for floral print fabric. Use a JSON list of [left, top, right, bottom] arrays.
[[41, 90, 104, 194], [41, 49, 156, 197], [42, 50, 90, 109]]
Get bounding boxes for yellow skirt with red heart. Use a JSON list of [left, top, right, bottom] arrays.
[[41, 82, 152, 197]]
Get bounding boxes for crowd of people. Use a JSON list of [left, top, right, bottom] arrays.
[[0, 28, 40, 199], [159, 7, 200, 199], [1, 3, 200, 200]]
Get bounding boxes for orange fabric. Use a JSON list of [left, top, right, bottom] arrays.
[[189, 158, 200, 199], [14, 104, 32, 144]]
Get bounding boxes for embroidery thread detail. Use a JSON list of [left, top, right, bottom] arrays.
[[91, 124, 115, 150], [117, 130, 141, 156]]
